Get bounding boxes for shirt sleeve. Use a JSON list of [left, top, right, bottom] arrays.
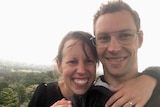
[[142, 66, 160, 82], [142, 67, 160, 106], [142, 66, 160, 95]]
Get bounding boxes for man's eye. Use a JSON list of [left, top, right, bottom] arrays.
[[119, 33, 133, 39], [97, 35, 110, 41]]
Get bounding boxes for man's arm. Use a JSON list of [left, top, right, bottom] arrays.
[[106, 66, 160, 107], [142, 66, 160, 82]]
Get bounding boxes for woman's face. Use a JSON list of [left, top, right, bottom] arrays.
[[57, 39, 96, 96]]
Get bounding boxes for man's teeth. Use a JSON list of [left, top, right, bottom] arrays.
[[74, 79, 88, 85], [109, 58, 124, 62]]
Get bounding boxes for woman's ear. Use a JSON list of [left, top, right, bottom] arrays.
[[56, 60, 62, 73]]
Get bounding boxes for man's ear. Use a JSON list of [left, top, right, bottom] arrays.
[[138, 30, 143, 48]]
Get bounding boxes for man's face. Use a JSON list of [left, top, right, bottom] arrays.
[[94, 10, 143, 78]]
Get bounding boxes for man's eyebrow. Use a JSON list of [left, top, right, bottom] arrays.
[[97, 29, 135, 35]]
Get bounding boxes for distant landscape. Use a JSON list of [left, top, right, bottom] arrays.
[[0, 59, 102, 107], [0, 59, 59, 107], [0, 58, 52, 73]]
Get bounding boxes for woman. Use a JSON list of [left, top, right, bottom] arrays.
[[28, 31, 99, 107]]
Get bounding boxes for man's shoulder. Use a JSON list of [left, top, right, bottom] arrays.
[[88, 75, 114, 96]]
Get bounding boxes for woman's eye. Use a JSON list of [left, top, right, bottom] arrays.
[[86, 59, 94, 64], [68, 60, 76, 64]]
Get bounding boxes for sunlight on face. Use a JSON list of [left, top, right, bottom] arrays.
[[58, 39, 96, 95]]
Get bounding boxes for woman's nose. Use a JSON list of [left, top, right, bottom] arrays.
[[76, 63, 86, 74]]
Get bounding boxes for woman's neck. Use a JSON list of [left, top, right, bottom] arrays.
[[58, 80, 73, 100]]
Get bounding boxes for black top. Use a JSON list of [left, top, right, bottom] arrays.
[[28, 66, 160, 107], [70, 76, 114, 107], [28, 82, 64, 107], [84, 75, 160, 107], [72, 66, 160, 107], [85, 76, 114, 107], [142, 66, 160, 107]]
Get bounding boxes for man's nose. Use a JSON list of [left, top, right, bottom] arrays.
[[107, 36, 121, 52]]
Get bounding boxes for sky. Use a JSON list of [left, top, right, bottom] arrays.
[[0, 0, 160, 72]]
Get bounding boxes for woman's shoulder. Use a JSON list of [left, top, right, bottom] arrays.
[[28, 81, 61, 107], [45, 81, 59, 91], [34, 81, 59, 95], [37, 81, 57, 88]]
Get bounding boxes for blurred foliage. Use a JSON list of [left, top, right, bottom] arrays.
[[0, 60, 101, 106], [0, 67, 58, 107]]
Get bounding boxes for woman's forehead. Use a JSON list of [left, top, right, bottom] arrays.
[[64, 39, 79, 49], [62, 39, 91, 55]]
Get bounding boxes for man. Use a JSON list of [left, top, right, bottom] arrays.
[[85, 0, 160, 107]]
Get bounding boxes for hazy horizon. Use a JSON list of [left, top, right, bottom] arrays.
[[0, 0, 160, 72]]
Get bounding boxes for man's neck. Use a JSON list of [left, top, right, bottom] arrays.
[[103, 71, 138, 86]]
